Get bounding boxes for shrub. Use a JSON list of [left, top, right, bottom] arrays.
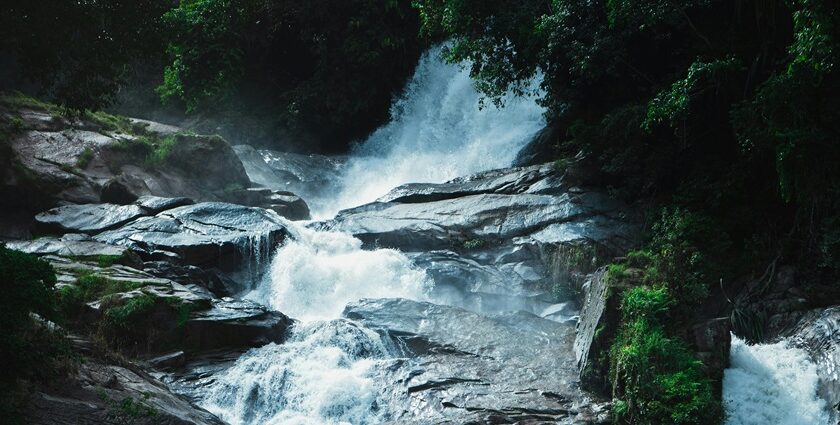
[[76, 147, 94, 169], [0, 244, 78, 423], [610, 287, 721, 424]]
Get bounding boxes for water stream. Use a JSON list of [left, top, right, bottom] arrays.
[[724, 335, 830, 425], [192, 46, 832, 424]]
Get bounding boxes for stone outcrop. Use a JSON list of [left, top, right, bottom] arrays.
[[0, 104, 252, 217], [343, 298, 612, 424], [233, 144, 345, 203], [25, 333, 226, 425], [217, 187, 311, 220], [323, 161, 639, 318], [94, 202, 290, 271]]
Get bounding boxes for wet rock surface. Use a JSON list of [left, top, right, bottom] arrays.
[[94, 202, 291, 270], [327, 162, 638, 317], [35, 203, 148, 235], [25, 336, 226, 425], [344, 298, 611, 424], [233, 144, 345, 203], [1, 107, 254, 213], [217, 187, 310, 220]]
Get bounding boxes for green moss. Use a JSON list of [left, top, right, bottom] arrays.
[[145, 135, 177, 166], [462, 238, 485, 250], [76, 147, 94, 169], [102, 292, 158, 333], [82, 110, 133, 134], [0, 92, 61, 115], [606, 263, 629, 282], [75, 271, 145, 302]]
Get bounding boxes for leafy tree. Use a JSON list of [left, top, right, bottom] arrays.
[[0, 0, 172, 111]]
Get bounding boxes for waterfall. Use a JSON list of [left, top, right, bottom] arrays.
[[723, 335, 830, 425], [245, 222, 433, 322], [312, 45, 545, 218], [200, 219, 432, 424], [201, 320, 398, 425], [195, 46, 547, 424]]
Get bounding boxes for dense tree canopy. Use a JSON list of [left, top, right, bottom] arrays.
[[414, 1, 839, 422], [0, 0, 425, 150]]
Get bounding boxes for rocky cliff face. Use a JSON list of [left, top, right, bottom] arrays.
[[0, 102, 311, 239]]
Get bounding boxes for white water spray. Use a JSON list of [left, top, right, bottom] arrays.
[[201, 320, 397, 425], [246, 223, 433, 322], [724, 335, 829, 425], [197, 46, 547, 424], [313, 45, 545, 218]]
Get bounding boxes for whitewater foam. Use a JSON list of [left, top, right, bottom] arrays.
[[312, 45, 545, 218], [724, 335, 829, 425], [246, 222, 432, 322], [201, 320, 396, 425]]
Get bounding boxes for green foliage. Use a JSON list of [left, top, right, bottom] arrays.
[[0, 244, 78, 423], [648, 207, 730, 306], [157, 0, 424, 146], [0, 244, 57, 332], [610, 287, 721, 425], [76, 147, 94, 169], [146, 135, 177, 167], [0, 1, 172, 111], [101, 293, 159, 339], [462, 238, 485, 250], [110, 134, 180, 169], [157, 0, 252, 112], [643, 58, 742, 135], [98, 389, 159, 420]]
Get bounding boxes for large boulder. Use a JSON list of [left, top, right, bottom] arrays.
[[26, 344, 226, 425], [95, 202, 291, 272], [1, 103, 254, 213], [218, 186, 311, 220], [35, 203, 148, 235], [324, 162, 639, 316], [182, 298, 294, 352], [6, 234, 136, 261], [328, 163, 636, 253], [233, 144, 345, 203], [342, 298, 611, 424]]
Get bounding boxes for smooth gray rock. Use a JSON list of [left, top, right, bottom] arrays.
[[343, 298, 611, 424], [135, 195, 195, 214], [233, 144, 345, 204], [329, 164, 636, 252], [183, 298, 294, 351], [35, 203, 148, 235], [94, 202, 290, 270], [218, 187, 311, 220], [26, 348, 226, 425], [6, 236, 130, 258]]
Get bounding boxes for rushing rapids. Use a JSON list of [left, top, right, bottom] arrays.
[[724, 335, 830, 425], [180, 46, 834, 425]]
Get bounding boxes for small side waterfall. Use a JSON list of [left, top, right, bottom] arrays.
[[723, 335, 830, 425]]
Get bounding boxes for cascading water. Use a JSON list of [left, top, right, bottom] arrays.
[[246, 223, 433, 322], [200, 220, 431, 425], [723, 335, 830, 425], [194, 47, 549, 424], [311, 45, 545, 218]]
